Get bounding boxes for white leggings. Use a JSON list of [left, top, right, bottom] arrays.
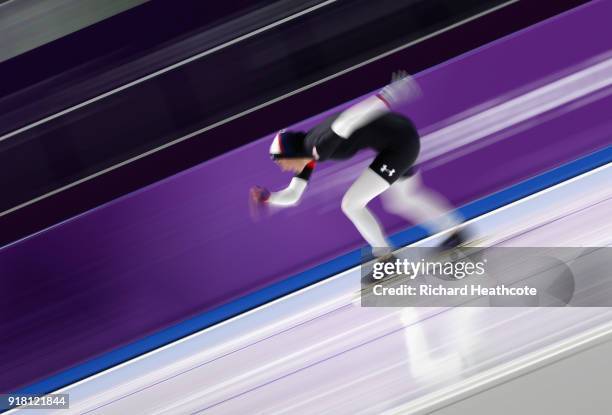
[[341, 168, 462, 257]]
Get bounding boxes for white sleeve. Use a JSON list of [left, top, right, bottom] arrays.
[[331, 74, 420, 139], [331, 95, 389, 138], [268, 177, 308, 206]]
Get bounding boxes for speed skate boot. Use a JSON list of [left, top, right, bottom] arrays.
[[438, 227, 472, 251]]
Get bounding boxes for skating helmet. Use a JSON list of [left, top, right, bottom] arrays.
[[269, 130, 307, 159]]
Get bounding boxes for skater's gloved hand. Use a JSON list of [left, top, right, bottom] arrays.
[[250, 186, 271, 203], [378, 70, 421, 106]]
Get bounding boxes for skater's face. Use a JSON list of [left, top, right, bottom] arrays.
[[275, 158, 312, 173]]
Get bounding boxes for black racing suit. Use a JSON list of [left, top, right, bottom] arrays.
[[297, 112, 420, 184]]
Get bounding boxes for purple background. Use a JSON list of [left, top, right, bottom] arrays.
[[0, 0, 589, 248], [1, 0, 611, 393]]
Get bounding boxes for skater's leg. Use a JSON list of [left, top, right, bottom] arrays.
[[341, 168, 391, 257], [381, 171, 463, 233]]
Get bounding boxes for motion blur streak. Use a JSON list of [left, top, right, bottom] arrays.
[[2, 1, 610, 395], [420, 53, 612, 162], [0, 0, 147, 62], [24, 164, 611, 415], [0, 0, 340, 143], [305, 53, 612, 193]]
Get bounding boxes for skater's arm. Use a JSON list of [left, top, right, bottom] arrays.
[[313, 94, 393, 160], [251, 161, 315, 207], [311, 73, 419, 160], [267, 177, 308, 206], [330, 71, 420, 139], [330, 95, 388, 139]]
